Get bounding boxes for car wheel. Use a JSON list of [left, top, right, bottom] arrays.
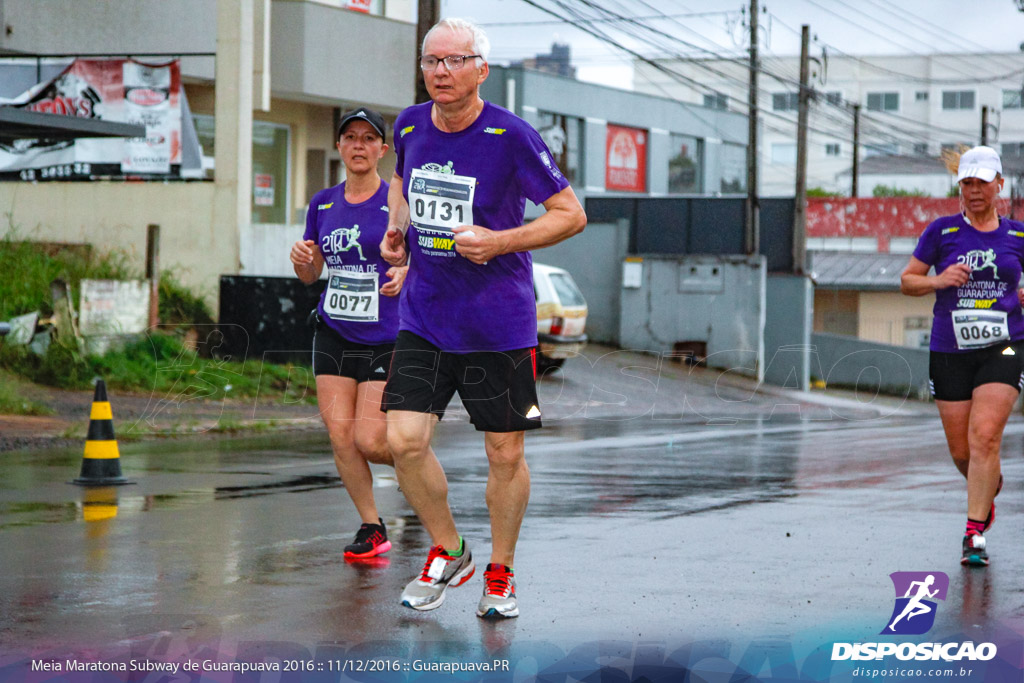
[[536, 351, 565, 373]]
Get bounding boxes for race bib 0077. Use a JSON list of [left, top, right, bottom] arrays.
[[324, 270, 379, 322], [408, 167, 475, 232]]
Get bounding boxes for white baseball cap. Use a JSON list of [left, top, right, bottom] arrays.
[[957, 145, 1002, 183]]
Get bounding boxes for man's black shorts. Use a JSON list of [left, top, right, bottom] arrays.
[[312, 319, 395, 383], [382, 330, 542, 433], [929, 341, 1024, 401]]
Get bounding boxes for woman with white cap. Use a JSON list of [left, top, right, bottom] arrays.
[[901, 145, 1024, 566]]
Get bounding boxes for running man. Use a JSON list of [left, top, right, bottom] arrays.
[[379, 17, 586, 618], [887, 575, 938, 632], [291, 107, 406, 560], [901, 145, 1024, 566]]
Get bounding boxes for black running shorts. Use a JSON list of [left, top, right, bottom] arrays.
[[312, 319, 395, 384], [929, 341, 1024, 401], [381, 330, 542, 433]]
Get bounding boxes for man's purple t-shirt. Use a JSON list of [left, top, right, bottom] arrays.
[[393, 101, 570, 352], [913, 214, 1024, 353], [303, 179, 399, 345]]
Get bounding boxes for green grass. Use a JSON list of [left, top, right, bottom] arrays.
[[0, 227, 315, 405], [0, 370, 53, 416]]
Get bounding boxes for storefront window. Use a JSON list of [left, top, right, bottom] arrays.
[[668, 133, 702, 194], [252, 121, 290, 224], [536, 111, 582, 185]]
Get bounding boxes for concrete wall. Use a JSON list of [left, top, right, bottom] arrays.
[[2, 182, 230, 309], [270, 1, 414, 112], [858, 290, 935, 346], [619, 255, 766, 379], [239, 223, 298, 278], [811, 332, 929, 399], [764, 275, 813, 391]]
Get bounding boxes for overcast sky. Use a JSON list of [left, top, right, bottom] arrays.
[[440, 0, 1024, 90]]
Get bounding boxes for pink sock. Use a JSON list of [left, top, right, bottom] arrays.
[[966, 519, 986, 536]]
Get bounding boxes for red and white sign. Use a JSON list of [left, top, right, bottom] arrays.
[[605, 124, 647, 193], [254, 173, 275, 206], [0, 58, 181, 180], [344, 0, 371, 13]]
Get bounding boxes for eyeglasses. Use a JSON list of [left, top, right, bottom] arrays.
[[420, 54, 483, 71]]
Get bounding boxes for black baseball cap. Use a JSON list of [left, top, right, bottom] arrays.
[[338, 107, 387, 142]]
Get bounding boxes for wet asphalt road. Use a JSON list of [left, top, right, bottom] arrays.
[[2, 346, 1024, 672]]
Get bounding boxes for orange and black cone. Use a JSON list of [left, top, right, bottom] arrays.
[[72, 379, 132, 486]]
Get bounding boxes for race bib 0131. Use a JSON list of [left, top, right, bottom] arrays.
[[408, 167, 475, 232]]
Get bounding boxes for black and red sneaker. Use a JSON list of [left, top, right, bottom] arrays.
[[344, 518, 391, 559]]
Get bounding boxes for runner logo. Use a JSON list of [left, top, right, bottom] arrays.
[[882, 571, 948, 635], [957, 249, 998, 279], [322, 225, 366, 262]]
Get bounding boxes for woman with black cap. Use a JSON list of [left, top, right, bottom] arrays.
[[290, 107, 406, 560], [901, 145, 1024, 566]]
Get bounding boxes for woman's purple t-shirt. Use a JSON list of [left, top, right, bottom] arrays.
[[913, 214, 1024, 353], [303, 179, 399, 345], [393, 101, 570, 352]]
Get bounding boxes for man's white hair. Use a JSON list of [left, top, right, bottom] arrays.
[[422, 17, 491, 64]]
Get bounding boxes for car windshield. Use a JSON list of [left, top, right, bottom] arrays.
[[549, 272, 586, 307]]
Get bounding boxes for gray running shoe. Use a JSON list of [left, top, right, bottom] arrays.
[[476, 563, 518, 619], [961, 533, 989, 567], [401, 540, 475, 611]]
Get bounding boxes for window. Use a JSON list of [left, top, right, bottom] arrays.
[[668, 133, 703, 194], [252, 120, 291, 224], [537, 112, 582, 185], [1003, 142, 1024, 157], [864, 143, 899, 157], [866, 92, 899, 112], [773, 92, 799, 111], [771, 142, 797, 165], [193, 113, 215, 179], [913, 142, 928, 155], [718, 142, 746, 193], [825, 91, 842, 106], [915, 91, 929, 102], [942, 90, 975, 110], [825, 143, 841, 157], [1004, 89, 1023, 109], [703, 92, 728, 111]]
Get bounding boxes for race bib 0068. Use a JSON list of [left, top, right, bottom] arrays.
[[952, 309, 1008, 349]]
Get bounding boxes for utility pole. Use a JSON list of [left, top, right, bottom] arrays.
[[981, 105, 989, 145], [415, 0, 440, 104], [744, 0, 760, 256], [793, 24, 810, 276], [852, 103, 860, 197]]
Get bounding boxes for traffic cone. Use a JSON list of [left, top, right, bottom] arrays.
[[72, 379, 132, 486]]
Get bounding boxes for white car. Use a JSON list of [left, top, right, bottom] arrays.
[[533, 262, 588, 371]]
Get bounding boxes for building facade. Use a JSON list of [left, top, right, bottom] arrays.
[[0, 0, 415, 311], [634, 51, 1024, 197]]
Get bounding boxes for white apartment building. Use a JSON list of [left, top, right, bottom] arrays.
[[635, 52, 1024, 197]]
